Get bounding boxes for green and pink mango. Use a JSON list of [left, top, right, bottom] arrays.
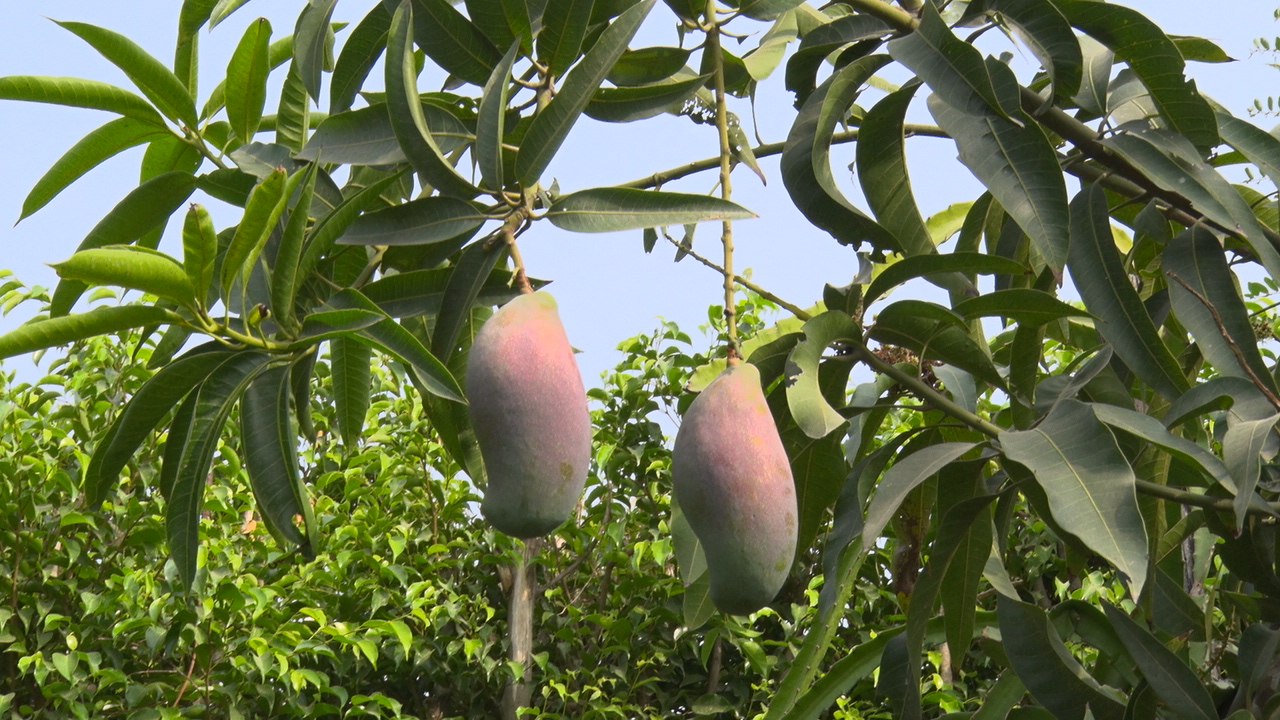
[[672, 362, 797, 615], [466, 292, 591, 538]]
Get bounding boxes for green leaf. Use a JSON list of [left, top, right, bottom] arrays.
[[856, 82, 934, 259], [682, 570, 715, 630], [159, 391, 198, 500], [888, 3, 1017, 121], [202, 35, 295, 120], [538, 0, 595, 78], [53, 247, 196, 308], [0, 305, 176, 361], [862, 442, 979, 549], [53, 20, 198, 129], [331, 3, 391, 113], [276, 61, 311, 152], [294, 0, 339, 101], [1170, 35, 1233, 64], [197, 169, 258, 207], [271, 162, 320, 331], [326, 289, 466, 403], [210, 0, 254, 27], [501, 0, 536, 55], [86, 343, 231, 505], [387, 3, 480, 199], [779, 631, 900, 720], [1089, 403, 1236, 494], [362, 267, 528, 317], [869, 301, 1004, 387], [331, 336, 372, 449], [431, 241, 507, 363], [477, 42, 520, 192], [784, 311, 857, 439], [545, 187, 755, 233], [221, 167, 288, 298], [670, 497, 707, 585], [175, 0, 218, 92], [608, 46, 691, 86], [1053, 0, 1218, 152], [1223, 413, 1280, 531], [240, 365, 309, 548], [988, 0, 1082, 101], [1164, 225, 1274, 391], [952, 289, 1089, 327], [997, 595, 1126, 720], [1067, 184, 1188, 399], [411, 0, 504, 86], [169, 352, 275, 589], [780, 54, 898, 252], [999, 399, 1148, 596], [1102, 605, 1217, 720], [785, 15, 892, 105], [1216, 111, 1280, 185], [0, 75, 166, 126], [938, 460, 994, 668], [19, 117, 166, 222], [1073, 35, 1113, 115], [182, 204, 218, 309], [465, 0, 516, 51], [515, 0, 657, 186], [298, 169, 410, 283], [864, 252, 1027, 308], [584, 75, 708, 123], [291, 309, 385, 346], [338, 196, 487, 246], [1164, 376, 1276, 428], [296, 105, 406, 165], [927, 80, 1069, 272], [737, 0, 804, 21], [226, 17, 272, 142]]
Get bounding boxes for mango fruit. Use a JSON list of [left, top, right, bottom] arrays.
[[467, 291, 591, 538], [672, 362, 797, 615]]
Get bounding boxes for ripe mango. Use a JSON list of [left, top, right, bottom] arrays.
[[672, 362, 797, 615], [467, 291, 591, 538]]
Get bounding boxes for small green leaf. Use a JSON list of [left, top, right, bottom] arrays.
[[546, 187, 755, 233], [1103, 605, 1217, 720], [294, 0, 339, 101], [331, 336, 372, 449], [225, 17, 272, 142], [331, 3, 391, 113], [0, 75, 166, 126], [271, 162, 320, 331], [296, 105, 406, 165], [338, 196, 487, 246], [182, 204, 218, 308], [276, 61, 311, 152], [210, 0, 254, 28], [53, 247, 196, 308]]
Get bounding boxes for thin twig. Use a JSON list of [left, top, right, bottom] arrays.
[[173, 653, 198, 706], [665, 235, 812, 320]]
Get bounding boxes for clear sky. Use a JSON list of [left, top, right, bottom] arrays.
[[0, 0, 1274, 387]]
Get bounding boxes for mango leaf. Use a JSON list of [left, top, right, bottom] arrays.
[[168, 352, 276, 589], [221, 167, 288, 298], [326, 289, 466, 403], [175, 0, 218, 92], [1217, 111, 1280, 185], [203, 34, 295, 120], [210, 0, 254, 28], [1089, 403, 1236, 494], [784, 15, 891, 105], [294, 0, 339, 101], [181, 204, 218, 309], [738, 0, 804, 21], [465, 0, 515, 51], [869, 301, 1004, 387], [411, 0, 503, 86], [1102, 605, 1217, 720], [225, 17, 272, 142], [989, 0, 1082, 101], [780, 54, 898, 252], [780, 631, 902, 720], [864, 252, 1027, 308], [546, 187, 754, 233], [997, 595, 1126, 720], [296, 105, 405, 165], [856, 83, 936, 259], [1068, 183, 1188, 399], [275, 61, 310, 152], [0, 305, 177, 362], [1171, 35, 1233, 64], [784, 311, 858, 439], [608, 46, 691, 86], [1165, 376, 1277, 428], [1224, 413, 1280, 531], [298, 169, 410, 282], [20, 117, 167, 221], [999, 399, 1148, 596], [670, 498, 707, 586], [53, 246, 196, 309], [50, 171, 199, 316], [1054, 0, 1218, 152], [432, 240, 508, 363], [952, 289, 1090, 326], [927, 82, 1069, 272], [159, 393, 198, 501], [515, 0, 657, 186], [584, 75, 708, 123], [1164, 225, 1274, 391], [387, 3, 480, 199], [331, 3, 391, 113], [240, 364, 311, 548], [938, 460, 994, 666], [270, 161, 320, 331], [53, 20, 198, 128], [888, 3, 1017, 121], [0, 75, 166, 126], [1073, 35, 1113, 115], [501, 0, 536, 55], [862, 442, 979, 550], [338, 196, 488, 247], [362, 267, 529, 317], [331, 336, 373, 449], [538, 0, 594, 78], [682, 571, 716, 631], [477, 43, 520, 192]]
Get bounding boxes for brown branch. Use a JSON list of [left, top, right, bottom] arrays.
[[173, 653, 198, 706], [665, 235, 813, 320]]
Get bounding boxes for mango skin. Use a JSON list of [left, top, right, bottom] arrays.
[[467, 292, 592, 538], [672, 362, 797, 615]]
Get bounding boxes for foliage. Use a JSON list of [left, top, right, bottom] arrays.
[[7, 0, 1280, 718]]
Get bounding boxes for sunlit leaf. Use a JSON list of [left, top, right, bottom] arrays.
[[545, 187, 755, 233]]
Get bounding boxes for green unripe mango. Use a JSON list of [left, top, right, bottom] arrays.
[[466, 291, 591, 538], [672, 362, 797, 615]]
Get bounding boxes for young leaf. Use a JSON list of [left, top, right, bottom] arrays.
[[331, 3, 392, 114], [331, 336, 373, 449], [1067, 184, 1188, 399], [0, 305, 176, 361], [182, 204, 218, 309], [0, 75, 166, 126], [477, 42, 520, 192], [1102, 605, 1218, 720], [20, 118, 167, 222], [337, 196, 488, 246], [175, 0, 218, 92], [387, 3, 481, 199], [53, 20, 198, 129], [294, 0, 340, 101], [545, 187, 755, 233], [240, 364, 310, 548], [999, 399, 1149, 597], [53, 246, 196, 309], [210, 0, 254, 28], [225, 17, 272, 142], [221, 167, 288, 298], [411, 0, 504, 86], [204, 34, 295, 120], [515, 0, 657, 186]]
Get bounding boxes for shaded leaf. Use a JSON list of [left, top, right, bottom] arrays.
[[1223, 413, 1280, 531], [431, 240, 508, 363], [546, 187, 755, 233], [608, 46, 691, 86], [331, 3, 391, 113], [1103, 604, 1217, 720], [338, 196, 487, 246], [276, 61, 311, 152], [989, 0, 1082, 101], [869, 300, 1004, 387], [221, 167, 288, 298], [361, 267, 528, 317], [270, 161, 320, 330], [294, 0, 340, 101], [331, 337, 373, 449], [864, 252, 1027, 308], [181, 204, 218, 308], [784, 311, 858, 439], [862, 442, 979, 549], [411, 0, 504, 86], [298, 169, 410, 282], [538, 0, 595, 78], [584, 75, 708, 123], [240, 364, 310, 548], [952, 289, 1090, 326], [477, 42, 520, 191]]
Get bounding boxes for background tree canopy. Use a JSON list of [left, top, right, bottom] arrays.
[[4, 0, 1280, 718]]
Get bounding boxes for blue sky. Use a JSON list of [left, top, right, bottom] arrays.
[[0, 0, 1274, 386]]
